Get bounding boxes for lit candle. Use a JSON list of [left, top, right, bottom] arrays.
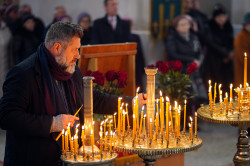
[[62, 129, 65, 153], [113, 132, 116, 150], [241, 92, 244, 108], [195, 112, 197, 138], [91, 129, 94, 154], [183, 99, 187, 132], [237, 87, 240, 108], [166, 97, 169, 141], [150, 118, 153, 139], [136, 87, 140, 96], [190, 117, 193, 140], [224, 92, 228, 114], [118, 97, 122, 135], [143, 114, 146, 138], [139, 106, 144, 136], [92, 121, 95, 138], [133, 114, 136, 141], [230, 84, 233, 100], [67, 123, 71, 146], [208, 80, 211, 89], [123, 110, 125, 137], [230, 97, 232, 110], [126, 104, 130, 128], [104, 119, 108, 135], [159, 91, 163, 136], [155, 112, 159, 137], [161, 97, 164, 137], [209, 86, 212, 110], [81, 126, 85, 153], [109, 120, 112, 134], [104, 131, 108, 151], [113, 112, 117, 129], [99, 132, 103, 154], [70, 137, 74, 153], [65, 131, 68, 151], [188, 123, 191, 139], [169, 106, 173, 132], [220, 96, 223, 110], [110, 131, 113, 152], [214, 82, 217, 103], [244, 52, 247, 89], [75, 123, 79, 135], [177, 109, 181, 137], [218, 84, 222, 99], [74, 135, 78, 155]]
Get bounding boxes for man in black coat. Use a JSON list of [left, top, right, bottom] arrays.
[[91, 0, 132, 44], [0, 21, 146, 166]]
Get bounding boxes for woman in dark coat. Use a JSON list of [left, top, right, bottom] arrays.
[[203, 8, 234, 91], [14, 14, 41, 64], [77, 12, 92, 45]]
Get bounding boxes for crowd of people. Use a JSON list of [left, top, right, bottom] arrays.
[[0, 0, 250, 98]]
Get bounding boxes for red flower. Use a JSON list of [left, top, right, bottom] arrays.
[[158, 62, 170, 74], [90, 71, 104, 86], [187, 62, 197, 75], [156, 61, 164, 68], [116, 70, 128, 88], [84, 70, 92, 76], [105, 70, 117, 82], [173, 60, 183, 72], [117, 70, 128, 79], [147, 64, 156, 68]]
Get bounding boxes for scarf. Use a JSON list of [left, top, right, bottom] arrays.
[[37, 44, 76, 115]]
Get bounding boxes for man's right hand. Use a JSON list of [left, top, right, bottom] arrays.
[[50, 114, 79, 133]]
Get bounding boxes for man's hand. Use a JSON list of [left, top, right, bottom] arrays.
[[50, 114, 79, 133], [137, 93, 147, 107]]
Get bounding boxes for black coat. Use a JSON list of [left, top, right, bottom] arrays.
[[0, 53, 132, 166], [91, 15, 132, 44], [166, 29, 203, 68], [203, 19, 234, 88]]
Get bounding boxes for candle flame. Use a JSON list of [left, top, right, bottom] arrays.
[[113, 132, 116, 136], [62, 129, 65, 134], [72, 137, 74, 141], [150, 118, 152, 123], [114, 112, 117, 116], [123, 109, 126, 115], [208, 80, 211, 85], [93, 121, 95, 125], [105, 119, 108, 123], [225, 92, 228, 98], [230, 84, 233, 88], [105, 131, 108, 136], [136, 87, 140, 93], [100, 126, 103, 131], [241, 92, 243, 96], [169, 121, 171, 126], [247, 83, 249, 87], [156, 112, 158, 116], [67, 123, 70, 128], [133, 114, 135, 119], [156, 99, 159, 103], [219, 84, 222, 88], [245, 52, 247, 57], [91, 129, 93, 135], [121, 103, 124, 107], [162, 97, 164, 102], [189, 123, 191, 128], [179, 105, 181, 110], [75, 129, 78, 134], [100, 121, 104, 126], [185, 99, 187, 104], [220, 90, 222, 95], [175, 101, 178, 108], [82, 125, 84, 130], [142, 106, 144, 111], [159, 90, 162, 97], [118, 97, 122, 100], [65, 131, 68, 136], [110, 119, 113, 123], [195, 112, 197, 116], [144, 114, 146, 118], [190, 116, 193, 122], [76, 123, 80, 128], [126, 103, 128, 107], [169, 105, 171, 111], [220, 96, 222, 102], [99, 132, 102, 137], [166, 96, 170, 102], [230, 98, 232, 102], [110, 131, 113, 135], [240, 84, 242, 88]]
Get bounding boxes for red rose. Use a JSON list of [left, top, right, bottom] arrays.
[[90, 71, 104, 86], [117, 77, 127, 88], [117, 70, 128, 79], [147, 64, 156, 68], [187, 62, 197, 75], [156, 61, 164, 68], [158, 62, 170, 74], [173, 60, 183, 72], [105, 70, 117, 82], [84, 70, 92, 76]]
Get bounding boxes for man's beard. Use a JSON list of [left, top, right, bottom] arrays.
[[55, 51, 76, 74]]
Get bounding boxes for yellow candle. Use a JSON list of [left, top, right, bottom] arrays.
[[133, 114, 136, 141], [150, 118, 153, 139], [65, 131, 68, 151], [183, 100, 187, 131], [214, 82, 217, 103], [156, 99, 159, 121], [113, 112, 117, 129], [104, 131, 108, 150], [155, 112, 159, 137], [109, 120, 112, 135], [169, 106, 173, 132], [139, 106, 144, 136], [224, 93, 228, 113], [74, 135, 78, 155], [70, 137, 74, 153], [81, 125, 85, 154], [92, 121, 95, 137], [230, 84, 233, 99], [110, 131, 113, 152], [67, 123, 71, 146], [195, 112, 197, 137], [143, 114, 146, 138], [104, 119, 108, 135], [136, 87, 140, 96], [189, 123, 191, 139], [208, 80, 211, 88], [118, 97, 122, 135], [165, 97, 169, 141], [218, 84, 222, 99], [237, 88, 240, 108], [220, 96, 223, 110], [229, 98, 232, 110], [62, 129, 65, 153], [244, 52, 247, 89], [136, 97, 139, 131], [91, 129, 94, 154], [126, 103, 130, 127], [123, 110, 125, 137], [113, 132, 116, 150], [190, 117, 193, 140], [177, 109, 181, 137], [75, 123, 79, 135], [99, 132, 103, 154], [159, 91, 163, 137]]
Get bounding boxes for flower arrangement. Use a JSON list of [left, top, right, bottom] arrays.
[[84, 70, 128, 96], [148, 60, 197, 104]]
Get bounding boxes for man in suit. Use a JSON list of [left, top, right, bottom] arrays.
[[91, 0, 132, 44], [0, 21, 146, 166]]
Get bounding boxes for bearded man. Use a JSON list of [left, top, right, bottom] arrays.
[[0, 21, 146, 166]]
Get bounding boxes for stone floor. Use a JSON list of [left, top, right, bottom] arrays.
[[0, 120, 248, 166]]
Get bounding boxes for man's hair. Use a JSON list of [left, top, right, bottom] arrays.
[[104, 0, 108, 5], [45, 21, 83, 48]]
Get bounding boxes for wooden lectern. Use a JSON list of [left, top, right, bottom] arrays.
[[78, 43, 137, 96]]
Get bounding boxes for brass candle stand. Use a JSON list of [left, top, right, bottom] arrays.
[[60, 77, 118, 166], [198, 97, 250, 166]]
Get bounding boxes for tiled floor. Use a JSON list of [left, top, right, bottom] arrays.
[[0, 121, 248, 166]]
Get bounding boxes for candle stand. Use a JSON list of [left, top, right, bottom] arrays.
[[198, 101, 250, 166]]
